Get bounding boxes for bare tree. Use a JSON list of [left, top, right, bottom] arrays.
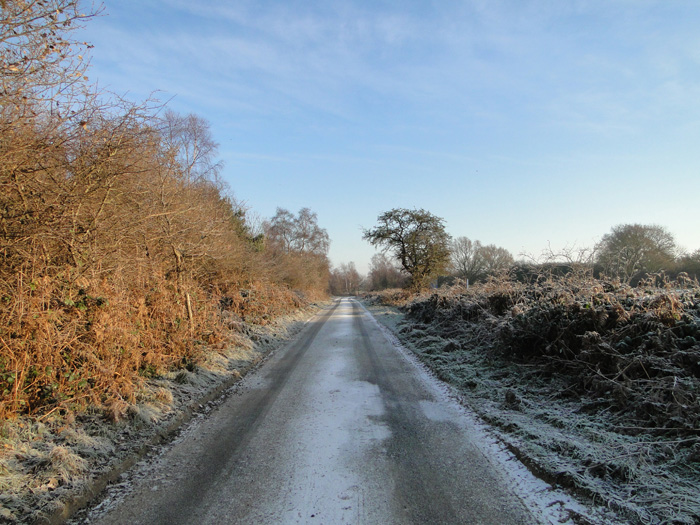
[[367, 253, 407, 290], [160, 110, 222, 184], [294, 207, 330, 255], [450, 237, 513, 282], [596, 224, 676, 283], [264, 208, 296, 253], [450, 237, 485, 282], [265, 207, 330, 256], [329, 262, 362, 296], [261, 207, 331, 293], [480, 244, 514, 275]]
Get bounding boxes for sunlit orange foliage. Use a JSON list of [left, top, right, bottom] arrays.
[[0, 1, 329, 420]]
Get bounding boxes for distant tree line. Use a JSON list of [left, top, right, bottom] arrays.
[[362, 208, 513, 291], [362, 209, 698, 291], [328, 262, 362, 296], [366, 253, 408, 291], [448, 237, 514, 284], [526, 223, 699, 285]]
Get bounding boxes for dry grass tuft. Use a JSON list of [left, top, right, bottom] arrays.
[[361, 288, 416, 307], [49, 446, 88, 483]]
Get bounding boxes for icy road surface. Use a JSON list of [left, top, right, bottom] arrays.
[[90, 298, 549, 524]]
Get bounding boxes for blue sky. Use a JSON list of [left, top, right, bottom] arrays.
[[78, 0, 700, 273]]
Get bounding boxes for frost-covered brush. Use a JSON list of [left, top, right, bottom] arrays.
[[403, 272, 700, 436], [389, 272, 700, 524], [362, 288, 413, 307]]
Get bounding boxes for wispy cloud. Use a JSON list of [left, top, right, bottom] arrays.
[[80, 1, 700, 268], [86, 1, 700, 117]]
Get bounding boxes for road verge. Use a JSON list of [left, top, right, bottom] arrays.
[[0, 303, 330, 524]]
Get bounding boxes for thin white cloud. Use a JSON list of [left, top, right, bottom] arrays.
[[82, 0, 700, 160]]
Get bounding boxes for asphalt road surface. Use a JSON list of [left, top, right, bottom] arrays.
[[90, 298, 539, 524]]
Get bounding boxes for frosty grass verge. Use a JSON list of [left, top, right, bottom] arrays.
[[0, 305, 325, 524], [362, 275, 700, 525]]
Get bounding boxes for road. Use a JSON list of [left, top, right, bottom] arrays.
[[89, 298, 539, 524]]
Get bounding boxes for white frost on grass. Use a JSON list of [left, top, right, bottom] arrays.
[[9, 304, 328, 525]]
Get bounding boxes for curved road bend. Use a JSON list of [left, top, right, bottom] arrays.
[[90, 298, 538, 525]]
